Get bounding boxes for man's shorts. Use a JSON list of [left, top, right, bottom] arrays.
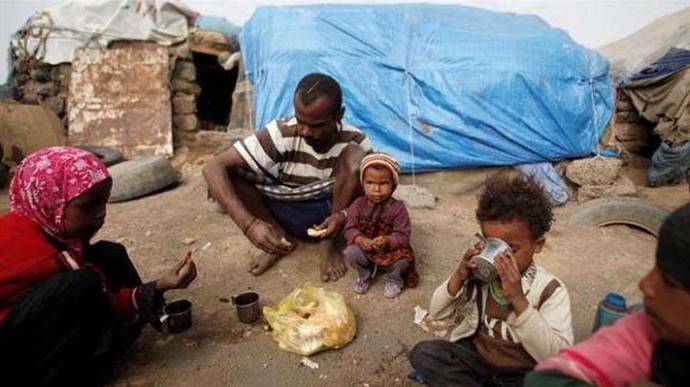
[[263, 195, 332, 239]]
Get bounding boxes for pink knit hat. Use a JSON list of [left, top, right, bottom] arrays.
[[359, 152, 401, 186]]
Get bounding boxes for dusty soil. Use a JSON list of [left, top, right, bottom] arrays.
[[0, 160, 687, 387]]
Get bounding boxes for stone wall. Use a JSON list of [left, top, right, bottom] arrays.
[[10, 41, 247, 152], [11, 56, 70, 133], [602, 89, 653, 154], [170, 55, 201, 148]]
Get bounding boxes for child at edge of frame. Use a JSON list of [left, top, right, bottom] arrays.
[[409, 172, 573, 387]]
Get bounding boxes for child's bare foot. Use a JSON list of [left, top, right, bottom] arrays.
[[320, 241, 347, 282], [248, 252, 282, 275]]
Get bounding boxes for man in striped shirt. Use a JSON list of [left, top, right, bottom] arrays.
[[204, 73, 371, 282]]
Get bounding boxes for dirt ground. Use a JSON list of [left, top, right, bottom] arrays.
[[0, 159, 687, 387]]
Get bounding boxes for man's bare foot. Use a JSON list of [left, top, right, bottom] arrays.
[[320, 240, 347, 282], [248, 252, 281, 275]]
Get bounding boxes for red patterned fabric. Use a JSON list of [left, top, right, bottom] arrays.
[[1, 147, 137, 326], [9, 146, 110, 259]]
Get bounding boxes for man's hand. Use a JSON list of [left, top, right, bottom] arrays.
[[245, 219, 293, 256], [314, 212, 347, 240], [496, 252, 528, 316], [447, 242, 482, 296], [155, 252, 197, 292], [355, 236, 376, 252]]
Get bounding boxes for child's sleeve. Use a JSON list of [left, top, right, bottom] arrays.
[[506, 281, 574, 362], [344, 198, 364, 246], [387, 202, 411, 250], [428, 275, 472, 320]]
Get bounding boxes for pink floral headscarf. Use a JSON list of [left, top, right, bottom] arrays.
[[9, 146, 111, 257]]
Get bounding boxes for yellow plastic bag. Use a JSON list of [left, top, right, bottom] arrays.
[[263, 284, 357, 356]]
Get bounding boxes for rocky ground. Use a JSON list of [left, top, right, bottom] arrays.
[[0, 159, 687, 387]]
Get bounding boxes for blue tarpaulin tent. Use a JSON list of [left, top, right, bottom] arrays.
[[239, 4, 613, 172]]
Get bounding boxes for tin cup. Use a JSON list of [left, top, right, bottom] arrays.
[[232, 291, 261, 324], [160, 299, 192, 334], [470, 237, 512, 284]]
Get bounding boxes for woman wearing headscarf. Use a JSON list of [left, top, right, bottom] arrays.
[[525, 203, 690, 387], [0, 147, 197, 385]]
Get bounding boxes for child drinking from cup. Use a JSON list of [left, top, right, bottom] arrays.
[[409, 173, 573, 386], [343, 153, 418, 298]]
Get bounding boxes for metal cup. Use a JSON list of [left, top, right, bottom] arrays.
[[232, 291, 261, 324], [160, 299, 192, 334], [470, 237, 511, 284]]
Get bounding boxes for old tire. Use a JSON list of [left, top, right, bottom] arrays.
[[77, 146, 124, 167], [108, 156, 180, 203], [567, 197, 670, 237]]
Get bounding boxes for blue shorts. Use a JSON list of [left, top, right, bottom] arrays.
[[263, 195, 332, 239]]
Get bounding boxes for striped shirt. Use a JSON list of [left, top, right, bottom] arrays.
[[234, 116, 371, 201]]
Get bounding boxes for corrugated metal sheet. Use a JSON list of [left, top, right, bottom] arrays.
[[68, 42, 173, 158]]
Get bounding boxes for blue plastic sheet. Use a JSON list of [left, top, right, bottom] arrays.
[[239, 4, 614, 172], [516, 163, 570, 206], [195, 15, 240, 37]]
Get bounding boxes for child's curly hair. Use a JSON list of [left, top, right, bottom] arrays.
[[476, 173, 554, 239]]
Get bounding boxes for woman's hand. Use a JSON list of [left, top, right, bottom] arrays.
[[155, 252, 197, 292]]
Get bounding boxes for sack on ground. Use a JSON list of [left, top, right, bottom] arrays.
[[263, 284, 356, 356]]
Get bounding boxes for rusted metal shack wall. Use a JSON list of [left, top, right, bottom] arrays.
[[68, 43, 173, 158]]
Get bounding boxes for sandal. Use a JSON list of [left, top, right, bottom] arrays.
[[383, 279, 403, 298], [353, 275, 372, 294]]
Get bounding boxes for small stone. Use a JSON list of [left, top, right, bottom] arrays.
[[614, 122, 649, 142], [30, 68, 51, 81], [615, 110, 639, 123], [51, 64, 71, 85], [172, 93, 197, 114], [172, 114, 199, 132], [172, 79, 201, 95], [575, 176, 637, 202], [565, 157, 622, 186], [43, 95, 65, 115], [174, 60, 197, 81], [183, 237, 197, 245], [616, 98, 634, 111], [36, 82, 58, 96]]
